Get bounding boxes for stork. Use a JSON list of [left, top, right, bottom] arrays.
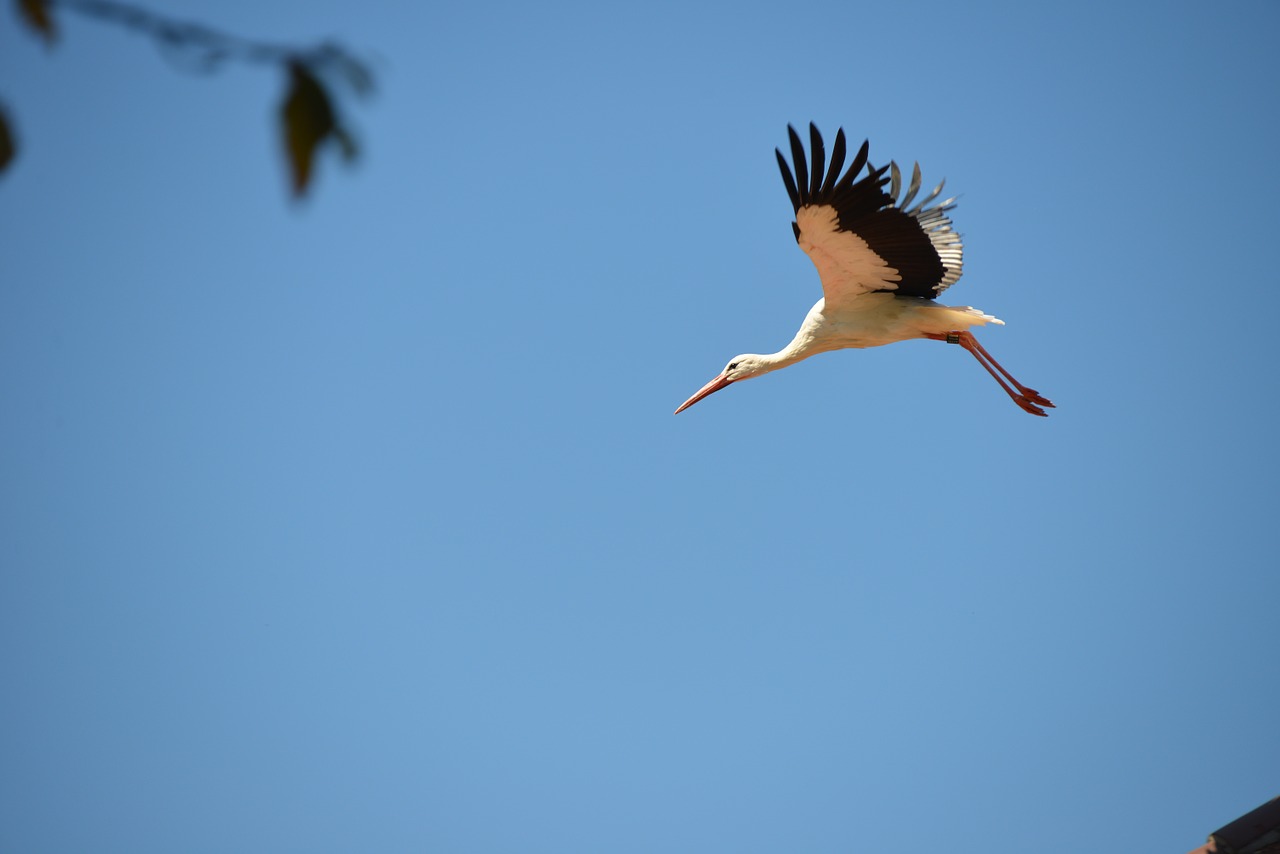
[[675, 124, 1053, 417]]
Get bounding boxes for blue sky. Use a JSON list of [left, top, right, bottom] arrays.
[[2, 1, 1277, 851]]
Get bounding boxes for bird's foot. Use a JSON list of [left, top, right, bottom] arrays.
[[1017, 387, 1055, 409], [1014, 395, 1050, 417]]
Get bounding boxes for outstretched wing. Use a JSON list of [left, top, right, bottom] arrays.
[[776, 123, 963, 311]]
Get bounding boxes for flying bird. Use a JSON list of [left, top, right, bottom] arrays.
[[675, 124, 1053, 417]]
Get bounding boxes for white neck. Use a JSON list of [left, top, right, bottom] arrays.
[[753, 303, 831, 375], [739, 326, 827, 380]]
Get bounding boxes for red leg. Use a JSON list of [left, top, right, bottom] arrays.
[[924, 331, 1055, 417], [957, 332, 1054, 408]]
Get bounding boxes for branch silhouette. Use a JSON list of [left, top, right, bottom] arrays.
[[4, 0, 374, 199]]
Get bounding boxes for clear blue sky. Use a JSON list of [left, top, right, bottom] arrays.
[[2, 1, 1277, 851]]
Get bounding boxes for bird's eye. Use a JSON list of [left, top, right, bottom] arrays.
[[727, 361, 739, 371]]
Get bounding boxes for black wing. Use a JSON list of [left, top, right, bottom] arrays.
[[776, 123, 963, 307]]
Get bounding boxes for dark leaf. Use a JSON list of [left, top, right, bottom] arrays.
[[17, 0, 57, 46], [0, 105, 16, 173], [280, 61, 335, 197]]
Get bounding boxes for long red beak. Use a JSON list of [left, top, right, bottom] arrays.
[[674, 373, 734, 414]]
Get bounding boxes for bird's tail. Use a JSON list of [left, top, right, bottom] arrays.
[[929, 304, 1005, 329]]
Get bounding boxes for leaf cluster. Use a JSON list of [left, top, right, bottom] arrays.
[[2, 0, 374, 200]]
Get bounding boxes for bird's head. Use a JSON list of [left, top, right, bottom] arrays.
[[674, 355, 767, 414]]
